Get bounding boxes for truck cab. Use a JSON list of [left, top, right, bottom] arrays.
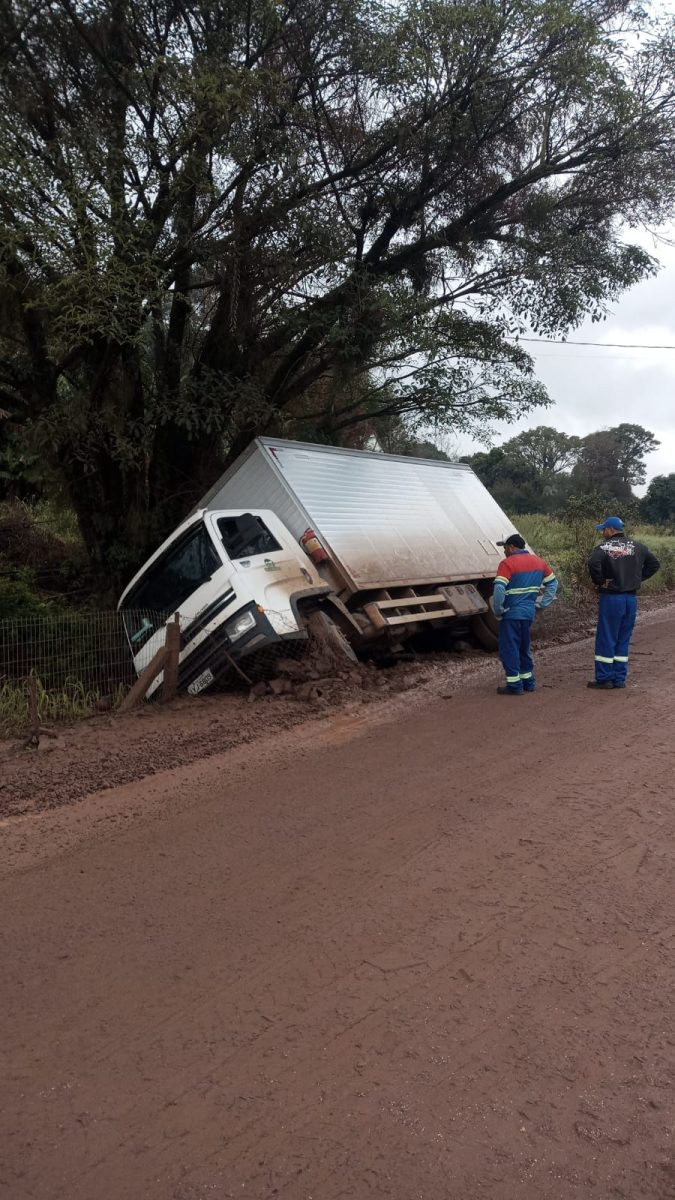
[[118, 509, 326, 696]]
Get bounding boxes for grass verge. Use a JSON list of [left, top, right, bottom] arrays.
[[516, 515, 675, 600], [0, 678, 126, 738]]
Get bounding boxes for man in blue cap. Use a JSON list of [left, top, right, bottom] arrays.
[[587, 516, 660, 690]]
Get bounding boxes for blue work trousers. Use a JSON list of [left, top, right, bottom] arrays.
[[595, 592, 638, 685], [499, 617, 535, 693]]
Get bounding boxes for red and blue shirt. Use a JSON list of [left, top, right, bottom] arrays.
[[493, 550, 558, 621]]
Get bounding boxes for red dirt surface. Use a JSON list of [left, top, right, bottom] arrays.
[[1, 608, 675, 1199], [3, 595, 668, 820]]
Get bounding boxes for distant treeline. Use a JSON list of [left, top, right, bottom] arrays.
[[459, 424, 675, 524]]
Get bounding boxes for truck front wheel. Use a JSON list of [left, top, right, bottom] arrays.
[[305, 610, 359, 666]]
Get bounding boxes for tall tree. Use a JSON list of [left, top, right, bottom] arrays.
[[1, 0, 675, 580], [464, 425, 580, 511], [572, 424, 660, 502], [642, 474, 675, 525], [501, 427, 582, 477], [612, 423, 661, 488], [462, 445, 543, 513]]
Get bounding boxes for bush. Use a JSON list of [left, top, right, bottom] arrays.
[[515, 514, 675, 602], [0, 500, 89, 608], [646, 547, 675, 592], [0, 570, 50, 621]]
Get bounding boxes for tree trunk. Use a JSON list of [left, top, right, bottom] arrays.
[[57, 344, 150, 597], [148, 422, 226, 541], [60, 449, 149, 600]]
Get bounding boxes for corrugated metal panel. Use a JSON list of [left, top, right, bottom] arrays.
[[255, 440, 514, 590], [203, 443, 308, 536]]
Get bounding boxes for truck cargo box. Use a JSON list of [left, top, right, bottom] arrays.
[[197, 439, 516, 595]]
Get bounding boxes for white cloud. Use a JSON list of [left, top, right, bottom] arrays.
[[456, 233, 675, 491]]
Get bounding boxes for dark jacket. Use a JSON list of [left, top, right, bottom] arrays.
[[588, 534, 660, 594]]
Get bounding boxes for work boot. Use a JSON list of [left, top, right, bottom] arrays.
[[587, 680, 614, 690], [523, 685, 536, 693], [496, 686, 523, 695]]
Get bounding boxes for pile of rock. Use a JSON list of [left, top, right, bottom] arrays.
[[248, 656, 380, 704]]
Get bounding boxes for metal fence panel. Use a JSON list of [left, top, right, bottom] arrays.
[[0, 610, 161, 734]]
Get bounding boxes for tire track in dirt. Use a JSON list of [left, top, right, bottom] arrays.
[[2, 612, 675, 1199]]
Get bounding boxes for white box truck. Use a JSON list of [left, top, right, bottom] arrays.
[[119, 438, 518, 696]]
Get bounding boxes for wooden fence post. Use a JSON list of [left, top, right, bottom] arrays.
[[162, 613, 181, 704], [119, 645, 168, 713], [27, 671, 40, 747]]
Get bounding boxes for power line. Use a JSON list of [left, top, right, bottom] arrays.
[[532, 352, 672, 361], [519, 336, 675, 350]]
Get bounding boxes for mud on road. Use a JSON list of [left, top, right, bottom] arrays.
[[0, 594, 608, 819], [2, 607, 675, 1199]]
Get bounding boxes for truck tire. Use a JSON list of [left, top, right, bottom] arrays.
[[471, 611, 499, 652], [307, 610, 359, 666]]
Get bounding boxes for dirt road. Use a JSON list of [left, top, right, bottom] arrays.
[[2, 611, 675, 1200]]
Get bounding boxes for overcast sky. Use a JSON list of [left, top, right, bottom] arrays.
[[455, 230, 675, 494]]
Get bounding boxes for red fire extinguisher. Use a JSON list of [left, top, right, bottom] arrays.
[[300, 528, 329, 564]]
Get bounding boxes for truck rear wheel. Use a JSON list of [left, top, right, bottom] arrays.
[[471, 611, 499, 652]]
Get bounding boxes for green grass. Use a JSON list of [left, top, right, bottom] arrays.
[[0, 677, 128, 738], [24, 499, 82, 545], [0, 498, 82, 546], [516, 515, 675, 600], [0, 499, 89, 616]]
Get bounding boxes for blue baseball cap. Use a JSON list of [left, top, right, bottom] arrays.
[[595, 516, 624, 531]]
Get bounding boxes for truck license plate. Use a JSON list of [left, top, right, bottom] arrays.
[[187, 668, 214, 696]]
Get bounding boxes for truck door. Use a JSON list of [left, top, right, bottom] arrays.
[[208, 511, 318, 635]]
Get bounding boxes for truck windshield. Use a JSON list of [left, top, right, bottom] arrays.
[[121, 523, 221, 649], [218, 514, 281, 559]]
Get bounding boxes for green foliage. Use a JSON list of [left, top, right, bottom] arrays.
[[0, 500, 89, 607], [0, 677, 125, 737], [517, 514, 675, 601], [615, 425, 661, 487], [372, 429, 452, 460], [642, 474, 675, 526], [464, 428, 576, 514], [656, 548, 675, 591], [466, 424, 659, 515], [572, 424, 660, 499], [1, 0, 675, 577], [502, 427, 582, 477], [561, 491, 615, 549], [0, 426, 42, 499], [0, 569, 49, 621], [26, 500, 82, 546]]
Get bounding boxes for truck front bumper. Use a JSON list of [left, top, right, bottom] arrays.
[[178, 600, 305, 694]]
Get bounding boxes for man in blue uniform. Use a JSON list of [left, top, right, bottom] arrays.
[[492, 534, 558, 695], [587, 516, 660, 690]]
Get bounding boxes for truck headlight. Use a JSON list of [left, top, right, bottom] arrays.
[[226, 610, 257, 642]]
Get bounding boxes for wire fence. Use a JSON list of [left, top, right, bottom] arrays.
[[0, 605, 316, 736], [0, 610, 161, 735]]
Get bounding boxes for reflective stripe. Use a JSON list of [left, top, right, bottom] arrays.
[[614, 656, 629, 662], [508, 586, 540, 595], [595, 655, 614, 664], [494, 576, 509, 585], [519, 672, 533, 680], [506, 675, 521, 683], [542, 573, 556, 583]]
